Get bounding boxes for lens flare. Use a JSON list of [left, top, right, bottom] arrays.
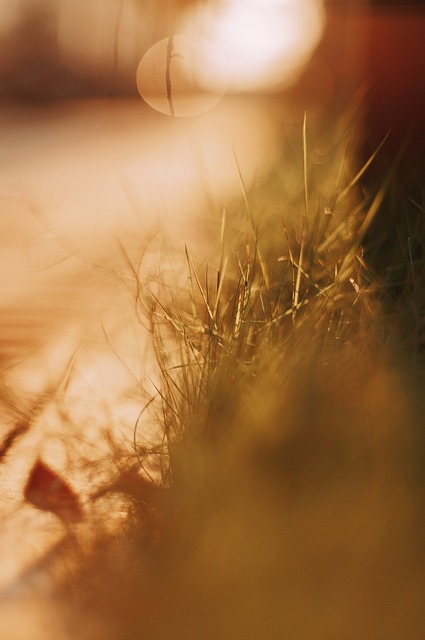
[[136, 35, 227, 117]]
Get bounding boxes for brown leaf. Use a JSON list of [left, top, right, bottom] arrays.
[[24, 459, 83, 522]]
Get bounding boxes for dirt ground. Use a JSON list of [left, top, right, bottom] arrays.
[[0, 94, 280, 637]]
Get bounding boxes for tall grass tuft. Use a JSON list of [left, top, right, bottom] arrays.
[[141, 112, 388, 481], [63, 113, 425, 640]]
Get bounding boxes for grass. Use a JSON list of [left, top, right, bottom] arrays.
[[138, 112, 396, 479], [35, 111, 425, 638]]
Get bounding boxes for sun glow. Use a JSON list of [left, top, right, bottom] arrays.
[[179, 0, 325, 93]]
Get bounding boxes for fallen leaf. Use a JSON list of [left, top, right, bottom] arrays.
[[24, 459, 83, 522]]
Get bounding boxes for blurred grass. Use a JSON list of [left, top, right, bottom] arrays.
[[141, 111, 397, 479], [62, 111, 425, 639]]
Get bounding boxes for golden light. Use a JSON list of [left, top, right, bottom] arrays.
[[136, 35, 227, 117], [178, 0, 326, 94]]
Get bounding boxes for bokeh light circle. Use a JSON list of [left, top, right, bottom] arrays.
[[136, 35, 227, 117]]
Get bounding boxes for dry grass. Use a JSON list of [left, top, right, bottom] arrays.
[[44, 113, 425, 638]]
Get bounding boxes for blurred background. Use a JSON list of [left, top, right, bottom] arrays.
[[0, 1, 424, 144]]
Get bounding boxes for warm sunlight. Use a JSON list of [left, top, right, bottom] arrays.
[[137, 0, 325, 115], [179, 0, 325, 93], [4, 3, 425, 639], [136, 35, 227, 117]]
